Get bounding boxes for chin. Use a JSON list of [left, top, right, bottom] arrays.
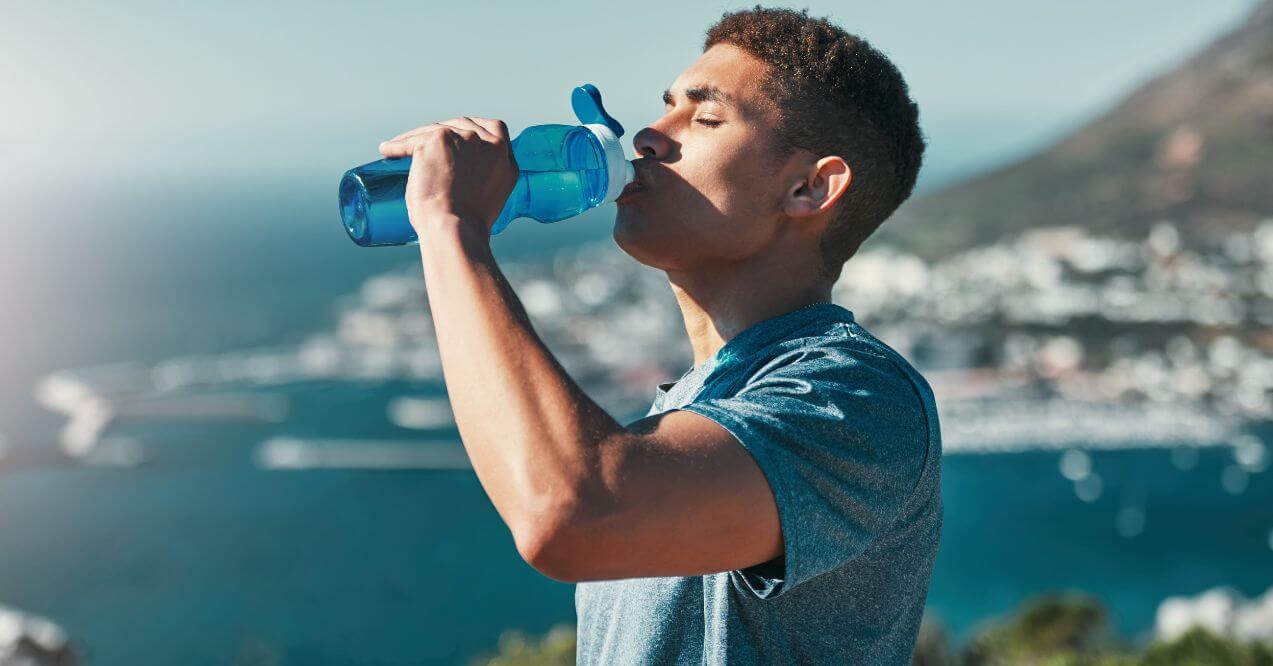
[[612, 212, 644, 260], [613, 210, 673, 270]]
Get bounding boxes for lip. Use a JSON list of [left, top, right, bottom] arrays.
[[618, 180, 644, 199], [617, 163, 648, 201]]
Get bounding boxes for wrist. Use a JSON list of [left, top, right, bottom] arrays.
[[412, 209, 492, 258]]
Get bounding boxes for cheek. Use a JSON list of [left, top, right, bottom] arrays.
[[697, 162, 780, 251], [612, 148, 779, 265], [699, 151, 776, 214]]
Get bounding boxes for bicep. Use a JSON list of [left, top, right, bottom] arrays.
[[565, 408, 782, 581]]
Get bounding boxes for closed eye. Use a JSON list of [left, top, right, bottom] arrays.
[[696, 118, 723, 127]]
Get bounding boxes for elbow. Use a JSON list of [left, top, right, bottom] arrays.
[[515, 526, 584, 583], [512, 491, 609, 583]]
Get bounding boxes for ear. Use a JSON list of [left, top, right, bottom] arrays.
[[782, 156, 851, 219]]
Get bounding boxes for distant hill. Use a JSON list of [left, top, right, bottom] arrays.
[[881, 0, 1273, 259]]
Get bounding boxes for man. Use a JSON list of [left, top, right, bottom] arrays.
[[377, 5, 941, 664]]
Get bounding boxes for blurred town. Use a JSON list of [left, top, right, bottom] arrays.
[[25, 217, 1273, 469]]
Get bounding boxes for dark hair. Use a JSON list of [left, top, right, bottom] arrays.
[[704, 5, 926, 279]]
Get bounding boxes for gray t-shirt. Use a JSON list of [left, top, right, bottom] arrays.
[[575, 303, 943, 665]]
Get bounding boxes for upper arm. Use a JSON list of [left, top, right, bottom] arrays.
[[530, 344, 931, 597], [531, 407, 783, 582]]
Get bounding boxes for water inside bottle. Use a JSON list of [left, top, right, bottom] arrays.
[[511, 126, 609, 222], [341, 159, 412, 246], [340, 124, 613, 245]]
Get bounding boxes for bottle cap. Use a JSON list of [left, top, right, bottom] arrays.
[[582, 123, 635, 205], [573, 84, 635, 205], [572, 84, 625, 137]]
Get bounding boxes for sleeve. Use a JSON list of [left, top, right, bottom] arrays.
[[679, 343, 931, 599]]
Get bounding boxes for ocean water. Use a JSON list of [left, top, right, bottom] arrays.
[[1, 175, 1271, 662], [0, 174, 615, 442], [2, 418, 1270, 662]]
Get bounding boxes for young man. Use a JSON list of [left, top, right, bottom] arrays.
[[377, 6, 941, 664]]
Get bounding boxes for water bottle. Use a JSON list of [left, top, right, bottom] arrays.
[[339, 84, 635, 247]]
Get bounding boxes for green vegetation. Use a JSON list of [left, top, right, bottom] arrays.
[[468, 623, 576, 666], [472, 594, 1273, 665], [921, 590, 1267, 662], [1139, 627, 1273, 666], [916, 593, 1273, 665], [953, 593, 1130, 664]]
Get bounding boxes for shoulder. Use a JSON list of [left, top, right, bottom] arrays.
[[685, 315, 938, 516], [735, 318, 931, 409], [725, 317, 938, 459]]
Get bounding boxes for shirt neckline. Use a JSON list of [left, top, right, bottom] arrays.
[[660, 303, 854, 392]]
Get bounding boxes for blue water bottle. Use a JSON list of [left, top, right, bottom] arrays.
[[339, 84, 635, 247]]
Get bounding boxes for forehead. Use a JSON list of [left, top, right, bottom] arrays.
[[668, 44, 773, 119]]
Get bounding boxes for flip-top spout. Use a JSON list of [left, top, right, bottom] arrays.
[[572, 84, 626, 138]]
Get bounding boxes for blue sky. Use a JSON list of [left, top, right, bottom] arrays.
[[1, 0, 1259, 192]]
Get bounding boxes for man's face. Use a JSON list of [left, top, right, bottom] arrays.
[[614, 44, 800, 272]]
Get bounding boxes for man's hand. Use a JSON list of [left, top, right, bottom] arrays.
[[378, 117, 519, 237]]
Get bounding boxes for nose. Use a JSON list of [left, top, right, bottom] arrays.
[[632, 124, 672, 160]]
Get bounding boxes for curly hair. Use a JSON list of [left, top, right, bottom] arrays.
[[704, 5, 926, 279]]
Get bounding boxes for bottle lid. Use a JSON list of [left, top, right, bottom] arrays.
[[573, 84, 635, 205], [572, 84, 625, 137]]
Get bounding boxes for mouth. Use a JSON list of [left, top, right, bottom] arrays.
[[617, 167, 647, 203]]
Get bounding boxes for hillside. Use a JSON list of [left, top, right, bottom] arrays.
[[882, 0, 1273, 259]]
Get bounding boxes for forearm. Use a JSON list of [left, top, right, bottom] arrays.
[[416, 214, 625, 543]]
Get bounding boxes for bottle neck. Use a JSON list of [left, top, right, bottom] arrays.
[[582, 123, 634, 205]]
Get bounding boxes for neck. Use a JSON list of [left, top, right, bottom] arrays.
[[667, 254, 834, 367]]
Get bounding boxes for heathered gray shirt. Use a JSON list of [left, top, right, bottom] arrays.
[[575, 303, 943, 665]]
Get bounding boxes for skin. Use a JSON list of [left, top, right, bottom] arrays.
[[376, 43, 854, 582], [617, 44, 852, 366]]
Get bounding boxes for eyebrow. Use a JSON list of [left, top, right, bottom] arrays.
[[662, 84, 736, 109]]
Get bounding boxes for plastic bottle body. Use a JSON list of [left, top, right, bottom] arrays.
[[340, 124, 610, 247]]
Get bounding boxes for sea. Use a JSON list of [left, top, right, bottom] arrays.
[[1, 173, 1270, 663]]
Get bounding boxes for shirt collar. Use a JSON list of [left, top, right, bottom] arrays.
[[697, 303, 854, 375]]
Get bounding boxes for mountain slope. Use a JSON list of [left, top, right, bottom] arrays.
[[882, 0, 1273, 259]]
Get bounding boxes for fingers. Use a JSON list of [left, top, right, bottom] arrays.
[[445, 117, 509, 143], [378, 126, 453, 158], [388, 127, 419, 142], [379, 117, 508, 157], [468, 118, 510, 143], [379, 128, 446, 158], [385, 123, 441, 144], [387, 118, 488, 145], [435, 117, 496, 142]]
